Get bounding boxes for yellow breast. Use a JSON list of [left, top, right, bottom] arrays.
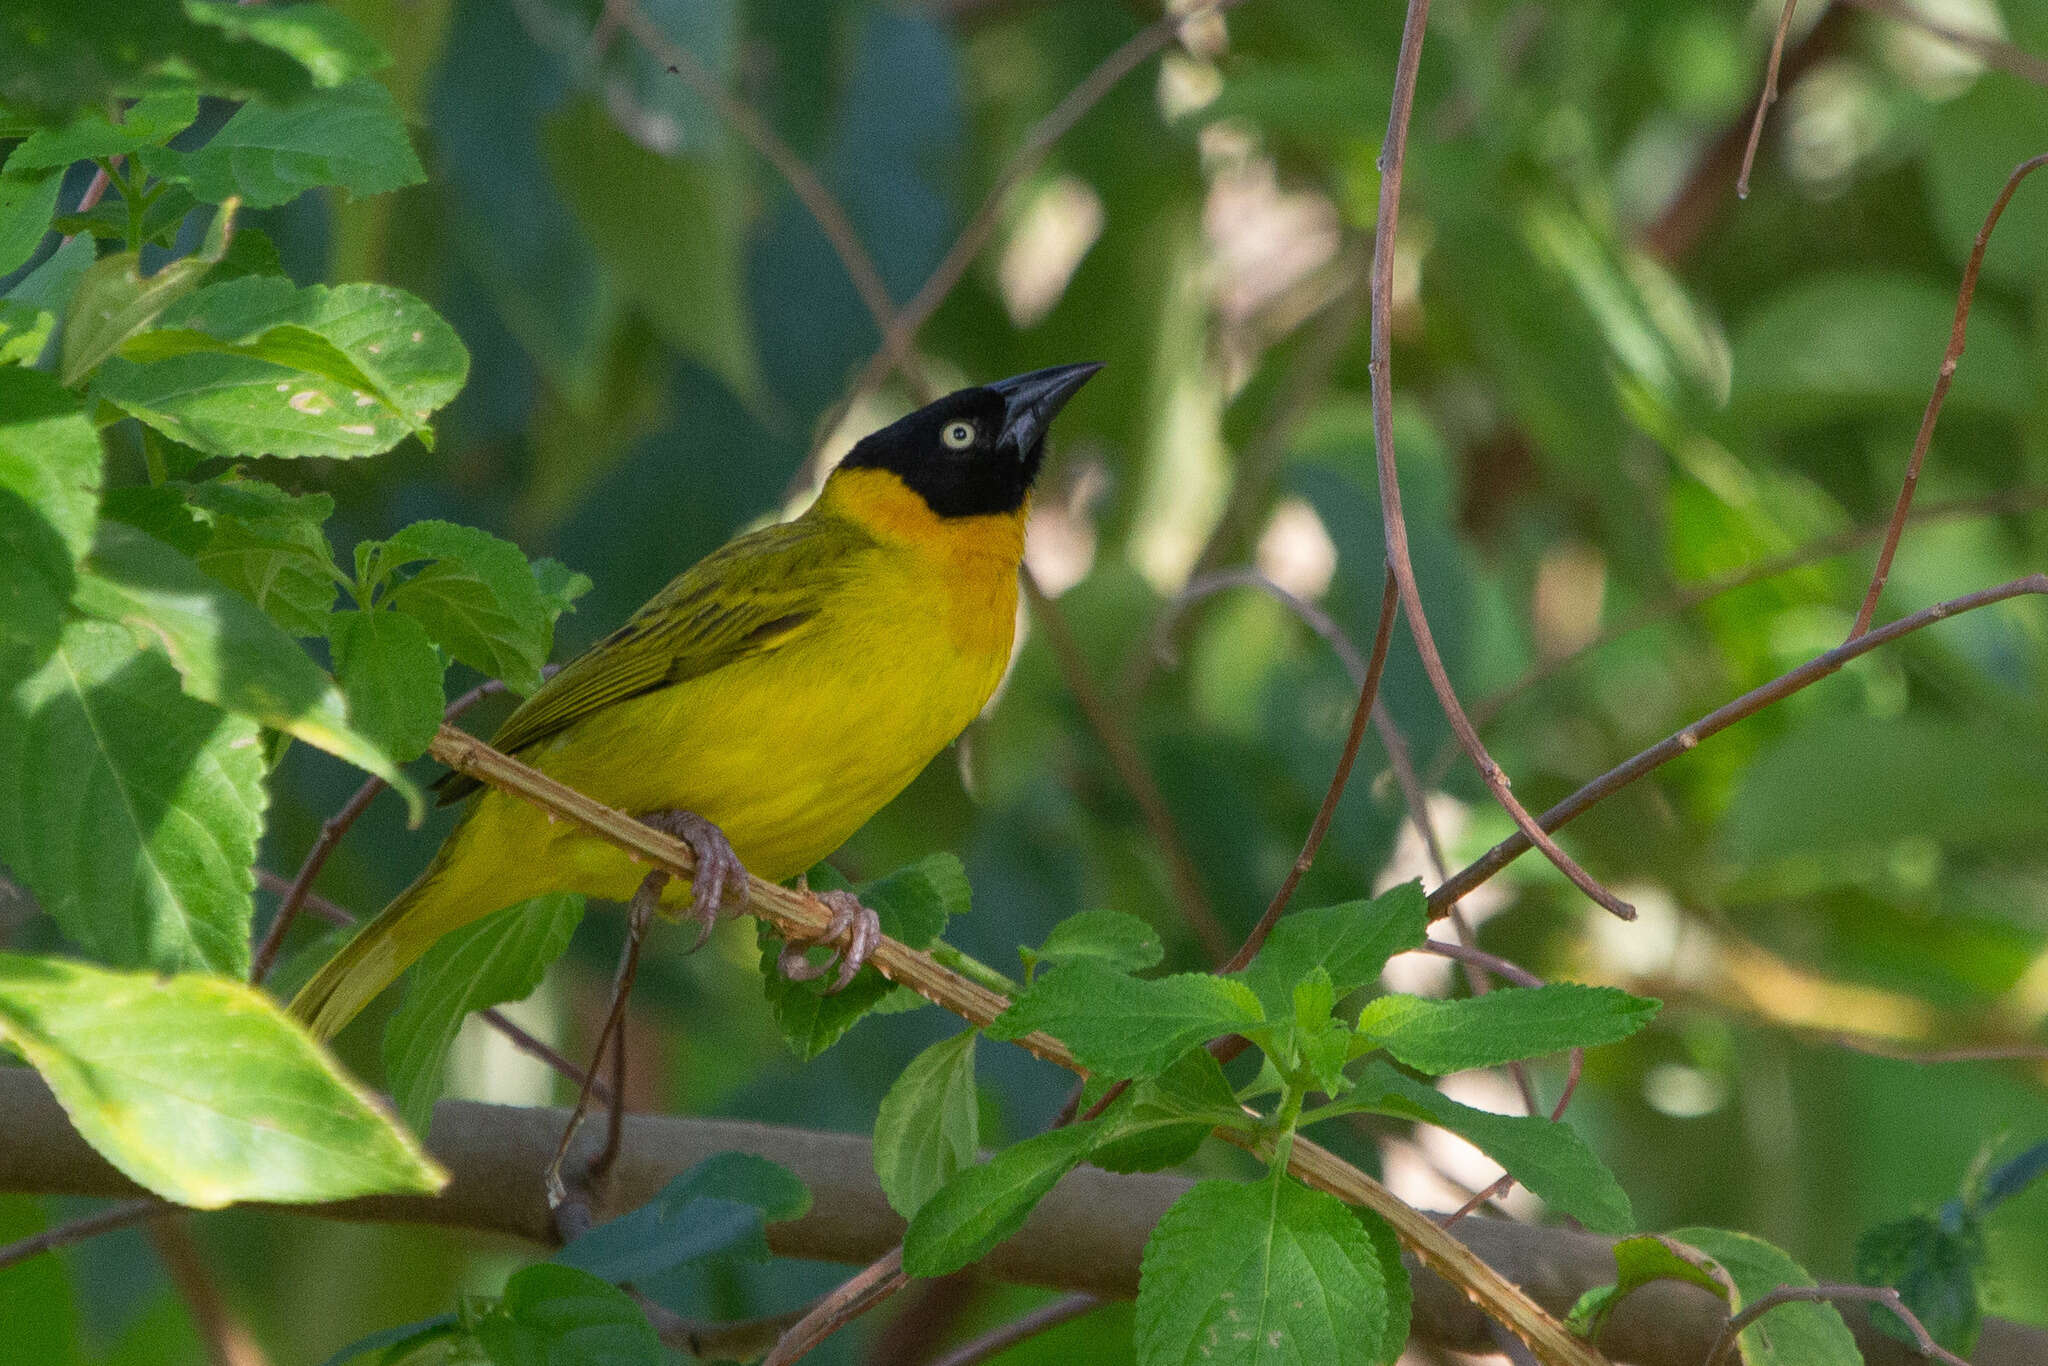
[[456, 468, 1025, 905]]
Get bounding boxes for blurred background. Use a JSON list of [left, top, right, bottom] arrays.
[[8, 0, 2048, 1361]]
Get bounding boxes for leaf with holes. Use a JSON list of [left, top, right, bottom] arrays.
[[93, 275, 467, 460]]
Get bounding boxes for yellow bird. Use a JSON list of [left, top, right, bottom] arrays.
[[291, 364, 1101, 1039]]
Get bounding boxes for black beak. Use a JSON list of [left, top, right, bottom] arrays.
[[989, 362, 1102, 459]]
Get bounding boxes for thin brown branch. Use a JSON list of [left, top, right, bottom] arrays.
[[1220, 565, 1398, 972], [923, 1293, 1103, 1366], [1706, 1283, 1971, 1366], [1428, 573, 2048, 915], [1849, 153, 2048, 639], [146, 1219, 271, 1366], [1840, 0, 2048, 87], [0, 1198, 164, 1273], [763, 1246, 909, 1366], [1365, 0, 1634, 921], [1738, 0, 1804, 199], [1023, 572, 1234, 963]]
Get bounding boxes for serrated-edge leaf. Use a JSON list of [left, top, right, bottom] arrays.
[[0, 952, 446, 1208], [1351, 1061, 1633, 1233], [989, 960, 1266, 1080], [874, 1030, 981, 1217], [73, 522, 423, 819], [903, 1122, 1100, 1278], [1136, 1177, 1386, 1366], [0, 619, 261, 974], [1357, 984, 1660, 1075]]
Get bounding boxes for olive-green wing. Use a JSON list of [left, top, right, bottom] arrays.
[[435, 515, 863, 803]]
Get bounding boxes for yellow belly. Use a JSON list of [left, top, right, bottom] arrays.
[[442, 534, 1018, 910]]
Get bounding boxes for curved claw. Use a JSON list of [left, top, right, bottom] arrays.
[[776, 889, 881, 993], [637, 810, 750, 951]]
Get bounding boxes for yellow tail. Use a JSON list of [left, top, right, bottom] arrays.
[[289, 861, 457, 1040]]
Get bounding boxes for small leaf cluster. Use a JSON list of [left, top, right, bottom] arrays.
[[324, 1152, 811, 1366], [1855, 1139, 2048, 1355], [864, 883, 1659, 1366], [0, 10, 584, 1215]]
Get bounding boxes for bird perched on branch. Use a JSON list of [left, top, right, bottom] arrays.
[[291, 364, 1101, 1039]]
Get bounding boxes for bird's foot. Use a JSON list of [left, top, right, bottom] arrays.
[[636, 809, 749, 951], [777, 888, 881, 993]]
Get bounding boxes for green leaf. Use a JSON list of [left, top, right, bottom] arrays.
[[1671, 1228, 1860, 1366], [1568, 1234, 1730, 1339], [759, 855, 970, 1059], [903, 1121, 1100, 1277], [989, 960, 1265, 1081], [187, 476, 341, 637], [531, 557, 592, 625], [857, 852, 972, 946], [139, 78, 424, 208], [1136, 1177, 1387, 1366], [0, 619, 262, 974], [1730, 273, 2030, 421], [3, 233, 93, 351], [329, 608, 444, 764], [52, 182, 200, 248], [1359, 1208, 1410, 1365], [373, 520, 552, 693], [0, 2, 318, 122], [0, 168, 61, 276], [540, 101, 757, 402], [873, 1030, 981, 1217], [72, 521, 422, 817], [183, 3, 389, 88], [1349, 1062, 1633, 1232], [313, 1314, 459, 1366], [1356, 985, 1660, 1074], [1234, 885, 1427, 1017], [60, 201, 234, 386], [1023, 908, 1164, 977], [8, 86, 201, 171], [0, 952, 446, 1208], [94, 275, 469, 460], [1091, 1046, 1242, 1174], [0, 367, 100, 683], [474, 1265, 659, 1366], [1723, 715, 2048, 873], [383, 893, 584, 1138], [0, 294, 54, 364], [557, 1151, 809, 1283], [1856, 1214, 1983, 1355]]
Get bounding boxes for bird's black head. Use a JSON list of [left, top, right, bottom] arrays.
[[836, 363, 1102, 518]]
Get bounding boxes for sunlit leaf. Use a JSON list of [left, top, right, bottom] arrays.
[[0, 952, 446, 1208]]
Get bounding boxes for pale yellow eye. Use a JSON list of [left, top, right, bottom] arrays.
[[941, 420, 977, 450]]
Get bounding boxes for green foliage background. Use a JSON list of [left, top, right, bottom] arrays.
[[3, 0, 2048, 1362]]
